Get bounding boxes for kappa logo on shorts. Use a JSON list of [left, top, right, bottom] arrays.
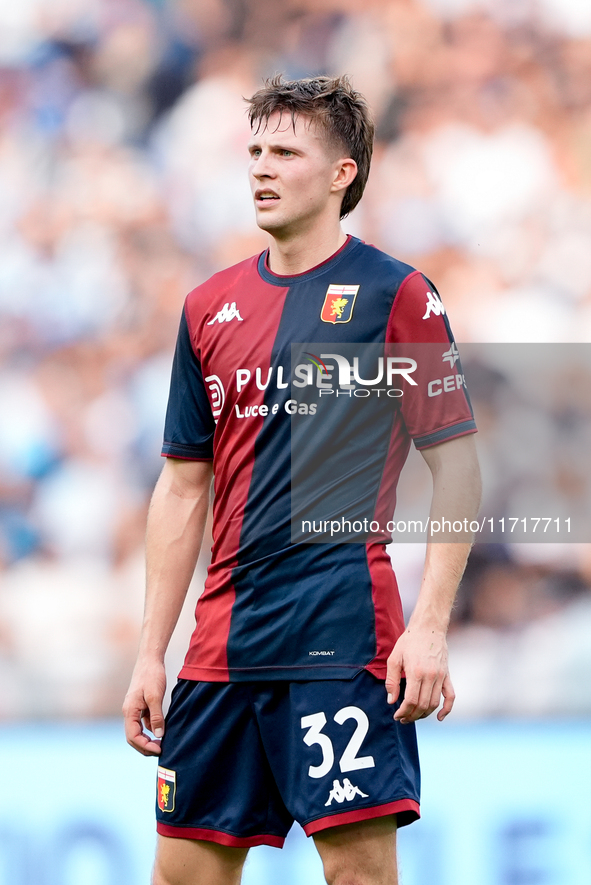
[[320, 285, 360, 324], [157, 766, 176, 812], [324, 778, 369, 807]]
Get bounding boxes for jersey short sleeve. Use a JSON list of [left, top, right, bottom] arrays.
[[386, 270, 476, 449], [161, 306, 215, 460]]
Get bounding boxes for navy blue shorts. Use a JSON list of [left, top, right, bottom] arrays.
[[156, 670, 420, 848]]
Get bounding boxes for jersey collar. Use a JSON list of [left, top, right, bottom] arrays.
[[257, 235, 360, 287]]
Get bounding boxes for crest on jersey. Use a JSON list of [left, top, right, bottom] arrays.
[[320, 285, 359, 324], [157, 767, 176, 813]]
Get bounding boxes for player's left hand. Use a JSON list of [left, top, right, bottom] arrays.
[[123, 658, 167, 756], [385, 626, 455, 724]]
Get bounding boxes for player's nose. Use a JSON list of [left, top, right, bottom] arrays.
[[251, 150, 275, 179]]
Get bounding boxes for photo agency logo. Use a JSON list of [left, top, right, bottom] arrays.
[[293, 348, 418, 399], [294, 344, 470, 401], [288, 343, 591, 546]]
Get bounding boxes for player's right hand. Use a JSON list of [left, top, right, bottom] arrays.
[[123, 660, 167, 756]]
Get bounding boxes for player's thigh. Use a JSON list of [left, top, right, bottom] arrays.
[[313, 816, 398, 885], [153, 834, 248, 885]]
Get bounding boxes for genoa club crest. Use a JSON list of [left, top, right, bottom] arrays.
[[157, 766, 176, 813], [320, 284, 360, 324]]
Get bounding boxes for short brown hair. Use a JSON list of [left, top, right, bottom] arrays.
[[247, 74, 374, 219]]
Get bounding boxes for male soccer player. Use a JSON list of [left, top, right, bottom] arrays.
[[123, 75, 481, 885]]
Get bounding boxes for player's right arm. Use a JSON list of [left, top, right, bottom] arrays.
[[123, 456, 212, 756]]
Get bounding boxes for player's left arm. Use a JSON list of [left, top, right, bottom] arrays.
[[386, 433, 481, 724]]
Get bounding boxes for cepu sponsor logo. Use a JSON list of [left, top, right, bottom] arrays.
[[427, 345, 465, 396], [428, 373, 466, 397], [442, 343, 460, 367]]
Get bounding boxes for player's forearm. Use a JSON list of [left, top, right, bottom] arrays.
[[409, 436, 481, 632], [137, 459, 212, 663], [408, 541, 472, 633]]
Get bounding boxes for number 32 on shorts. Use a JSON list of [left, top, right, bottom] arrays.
[[301, 706, 375, 779]]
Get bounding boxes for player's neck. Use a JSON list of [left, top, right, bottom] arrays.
[[267, 226, 348, 276]]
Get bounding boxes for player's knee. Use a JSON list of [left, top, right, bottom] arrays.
[[153, 859, 246, 885], [322, 858, 397, 885], [151, 868, 170, 885], [324, 872, 396, 885], [151, 862, 176, 885], [152, 855, 190, 885], [153, 838, 247, 885]]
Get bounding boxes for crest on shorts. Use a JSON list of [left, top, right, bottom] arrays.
[[320, 285, 359, 324], [157, 766, 176, 813]]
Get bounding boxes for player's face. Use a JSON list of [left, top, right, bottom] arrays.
[[248, 111, 347, 238]]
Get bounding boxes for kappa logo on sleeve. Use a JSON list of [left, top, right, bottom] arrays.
[[157, 767, 176, 812], [422, 290, 446, 320], [320, 285, 360, 324], [207, 302, 244, 324]]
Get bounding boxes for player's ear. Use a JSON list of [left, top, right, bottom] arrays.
[[331, 158, 357, 194]]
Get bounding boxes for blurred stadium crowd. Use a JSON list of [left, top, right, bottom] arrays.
[[1, 0, 591, 719]]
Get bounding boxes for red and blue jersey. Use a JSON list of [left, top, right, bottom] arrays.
[[162, 236, 476, 682]]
